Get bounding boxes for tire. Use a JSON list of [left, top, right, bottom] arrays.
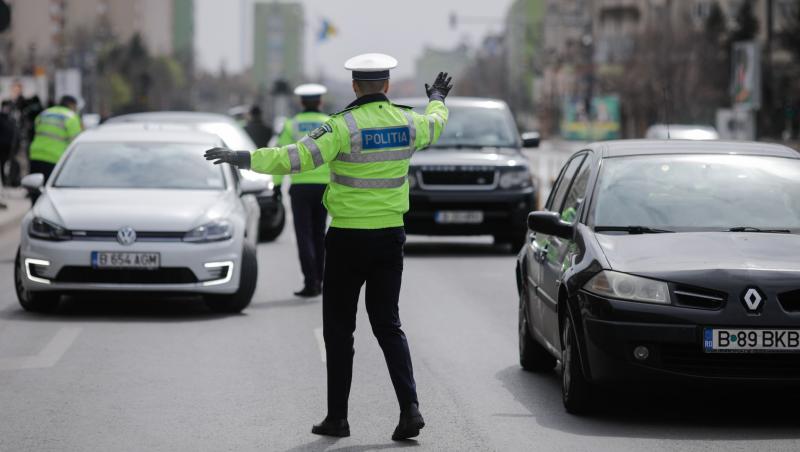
[[561, 312, 593, 414], [519, 288, 557, 372], [14, 249, 60, 313], [258, 202, 285, 242], [205, 242, 258, 313]]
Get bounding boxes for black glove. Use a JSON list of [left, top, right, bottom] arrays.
[[425, 72, 453, 103], [204, 147, 251, 169]]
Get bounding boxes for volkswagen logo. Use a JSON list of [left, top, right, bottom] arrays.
[[117, 226, 137, 246], [741, 287, 765, 314]]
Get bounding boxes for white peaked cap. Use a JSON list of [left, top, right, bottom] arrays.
[[344, 53, 398, 80], [294, 83, 328, 97]]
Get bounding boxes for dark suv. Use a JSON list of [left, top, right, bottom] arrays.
[[397, 97, 539, 249]]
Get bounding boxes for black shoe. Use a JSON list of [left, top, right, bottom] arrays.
[[311, 417, 350, 437], [294, 286, 321, 298], [392, 403, 425, 441]]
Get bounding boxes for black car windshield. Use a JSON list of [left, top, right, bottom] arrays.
[[414, 104, 518, 149], [593, 154, 800, 231], [54, 142, 226, 190]]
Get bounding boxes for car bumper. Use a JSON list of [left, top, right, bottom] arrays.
[[404, 188, 536, 236], [577, 291, 800, 382], [19, 236, 243, 295]]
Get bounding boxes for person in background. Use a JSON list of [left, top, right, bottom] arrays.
[[0, 100, 19, 187], [28, 96, 82, 205], [275, 83, 331, 297], [244, 105, 273, 149]]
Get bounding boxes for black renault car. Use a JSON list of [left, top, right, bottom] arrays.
[[396, 97, 539, 250], [516, 140, 800, 414]]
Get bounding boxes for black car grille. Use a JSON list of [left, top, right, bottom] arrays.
[[418, 166, 496, 187], [71, 231, 185, 242], [660, 344, 800, 379], [778, 289, 800, 313], [672, 285, 727, 310], [56, 267, 198, 284]]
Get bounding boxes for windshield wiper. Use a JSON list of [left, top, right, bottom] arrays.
[[594, 226, 675, 234], [728, 227, 792, 233]]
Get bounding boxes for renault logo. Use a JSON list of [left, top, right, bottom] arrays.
[[741, 287, 765, 313], [117, 226, 137, 246]]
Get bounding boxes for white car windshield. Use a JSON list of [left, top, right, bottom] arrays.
[[54, 142, 226, 190], [413, 105, 518, 149], [593, 154, 800, 231]]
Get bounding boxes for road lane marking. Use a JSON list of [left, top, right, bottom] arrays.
[[0, 327, 82, 371], [314, 327, 326, 363]]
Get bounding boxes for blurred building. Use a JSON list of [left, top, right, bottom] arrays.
[[252, 1, 304, 93], [0, 0, 194, 72], [414, 44, 469, 96], [503, 0, 545, 127]]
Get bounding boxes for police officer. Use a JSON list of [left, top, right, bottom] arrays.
[[274, 84, 331, 297], [205, 53, 452, 441], [29, 95, 82, 182]]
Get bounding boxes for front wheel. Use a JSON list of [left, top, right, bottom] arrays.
[[15, 249, 60, 313], [205, 242, 258, 313], [561, 313, 593, 414]]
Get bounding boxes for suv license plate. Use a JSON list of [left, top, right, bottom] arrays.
[[703, 328, 800, 353], [91, 252, 160, 269], [435, 211, 484, 224]]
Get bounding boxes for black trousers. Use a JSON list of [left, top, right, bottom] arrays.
[[289, 184, 327, 288], [29, 160, 56, 205], [323, 226, 418, 419], [29, 160, 55, 182]]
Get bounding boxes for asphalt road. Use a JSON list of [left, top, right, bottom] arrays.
[[1, 221, 800, 451]]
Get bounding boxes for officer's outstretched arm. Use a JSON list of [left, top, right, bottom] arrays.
[[249, 120, 341, 175], [273, 120, 294, 186], [414, 101, 449, 150]]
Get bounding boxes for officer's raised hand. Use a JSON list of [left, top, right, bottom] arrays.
[[204, 147, 251, 170], [425, 72, 453, 103]]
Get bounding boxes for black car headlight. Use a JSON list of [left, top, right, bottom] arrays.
[[583, 270, 670, 305], [29, 217, 72, 241], [184, 220, 233, 243], [499, 168, 533, 189]]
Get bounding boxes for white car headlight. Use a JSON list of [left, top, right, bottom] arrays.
[[583, 270, 670, 305], [184, 220, 233, 243], [499, 169, 532, 189]]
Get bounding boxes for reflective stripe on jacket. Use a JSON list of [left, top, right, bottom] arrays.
[[29, 106, 82, 164], [250, 95, 449, 229], [274, 110, 331, 186]]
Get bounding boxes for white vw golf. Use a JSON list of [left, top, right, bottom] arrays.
[[15, 124, 265, 313]]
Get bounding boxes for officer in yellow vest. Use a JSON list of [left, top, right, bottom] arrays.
[[274, 84, 331, 297], [29, 95, 82, 181], [205, 53, 452, 441]]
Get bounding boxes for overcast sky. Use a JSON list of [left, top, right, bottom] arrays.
[[195, 0, 514, 81]]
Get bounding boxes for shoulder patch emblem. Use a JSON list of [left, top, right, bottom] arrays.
[[309, 123, 332, 140]]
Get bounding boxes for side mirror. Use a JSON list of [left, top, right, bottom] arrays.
[[21, 173, 45, 191], [521, 131, 540, 148], [240, 177, 270, 195], [527, 211, 573, 239]]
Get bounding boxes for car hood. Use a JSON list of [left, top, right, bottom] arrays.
[[596, 232, 800, 275], [38, 188, 232, 231], [410, 148, 525, 167]]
